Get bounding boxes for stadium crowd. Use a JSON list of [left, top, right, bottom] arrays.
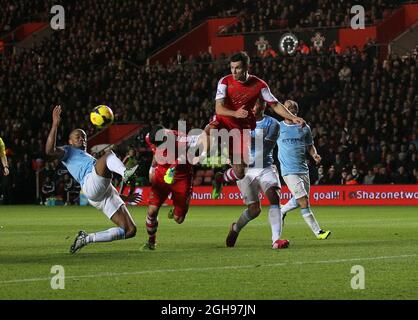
[[0, 0, 417, 204], [0, 0, 47, 36], [218, 0, 408, 34], [1, 0, 219, 52]]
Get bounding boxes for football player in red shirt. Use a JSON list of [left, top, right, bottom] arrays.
[[142, 125, 206, 250], [207, 51, 305, 198]]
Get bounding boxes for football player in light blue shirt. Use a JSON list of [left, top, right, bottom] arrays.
[[226, 100, 289, 249], [45, 105, 139, 253], [277, 100, 331, 240]]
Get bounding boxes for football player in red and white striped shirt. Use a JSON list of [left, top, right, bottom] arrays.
[[142, 125, 206, 250], [207, 51, 305, 199]]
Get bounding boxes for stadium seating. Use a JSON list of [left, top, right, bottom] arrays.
[[218, 0, 408, 34], [0, 0, 417, 204], [0, 0, 46, 36]]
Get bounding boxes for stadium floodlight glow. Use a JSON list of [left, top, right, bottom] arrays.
[[279, 33, 298, 55]]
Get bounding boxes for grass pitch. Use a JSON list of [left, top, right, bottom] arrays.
[[0, 205, 417, 300]]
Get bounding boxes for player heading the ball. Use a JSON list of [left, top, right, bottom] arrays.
[[207, 51, 306, 199]]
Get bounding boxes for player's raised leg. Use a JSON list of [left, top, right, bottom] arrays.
[[170, 179, 192, 224], [95, 150, 138, 182], [211, 125, 250, 199], [212, 163, 246, 199], [212, 131, 250, 199]]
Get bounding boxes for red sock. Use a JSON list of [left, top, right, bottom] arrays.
[[148, 234, 156, 244], [146, 215, 158, 243], [222, 168, 238, 182]]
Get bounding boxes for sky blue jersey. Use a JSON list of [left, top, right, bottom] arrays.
[[277, 121, 313, 176], [250, 115, 280, 168], [61, 145, 96, 186]]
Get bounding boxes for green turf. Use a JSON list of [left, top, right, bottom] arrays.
[[0, 205, 417, 300]]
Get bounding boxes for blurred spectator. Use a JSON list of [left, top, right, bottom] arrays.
[[363, 170, 375, 185], [217, 0, 405, 34], [260, 44, 277, 59], [0, 1, 416, 205], [374, 166, 392, 184], [0, 0, 46, 36], [298, 41, 310, 55], [340, 170, 348, 185], [338, 64, 352, 82], [392, 166, 413, 184], [325, 166, 339, 184], [314, 166, 326, 185], [41, 176, 55, 204], [63, 173, 80, 204], [345, 173, 359, 185]]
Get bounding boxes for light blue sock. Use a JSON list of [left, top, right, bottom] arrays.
[[87, 227, 125, 243], [234, 209, 253, 232], [301, 207, 311, 215], [301, 207, 321, 235]]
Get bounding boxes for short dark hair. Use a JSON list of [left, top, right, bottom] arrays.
[[148, 124, 166, 146], [230, 51, 250, 67]]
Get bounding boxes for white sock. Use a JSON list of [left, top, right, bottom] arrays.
[[87, 227, 125, 243], [234, 209, 253, 232], [282, 197, 298, 214], [106, 151, 126, 176], [301, 208, 321, 235], [268, 205, 282, 243]]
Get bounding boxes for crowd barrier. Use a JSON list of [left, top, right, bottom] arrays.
[[119, 184, 418, 206]]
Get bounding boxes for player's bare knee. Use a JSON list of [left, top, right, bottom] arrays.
[[297, 196, 309, 208], [236, 172, 245, 180], [125, 225, 137, 238], [235, 167, 245, 179], [147, 206, 159, 218], [174, 215, 185, 224], [173, 208, 187, 224], [266, 187, 281, 205]]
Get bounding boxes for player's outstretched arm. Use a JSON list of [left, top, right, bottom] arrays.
[[191, 133, 208, 165], [45, 105, 65, 160], [270, 102, 306, 126], [215, 99, 247, 118]]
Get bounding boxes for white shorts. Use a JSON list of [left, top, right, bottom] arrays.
[[283, 173, 310, 200], [82, 167, 124, 219], [237, 165, 281, 205]]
